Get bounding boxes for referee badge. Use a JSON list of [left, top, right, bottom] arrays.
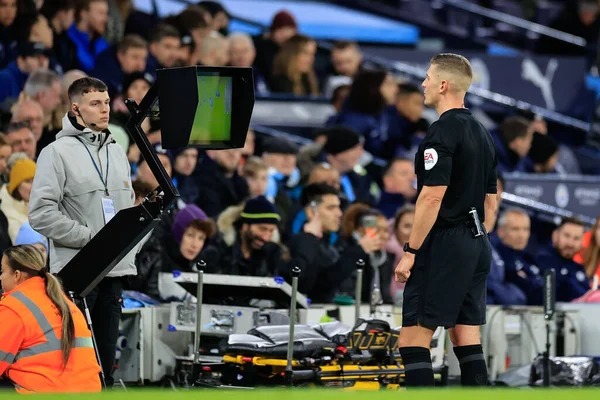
[[424, 148, 438, 170]]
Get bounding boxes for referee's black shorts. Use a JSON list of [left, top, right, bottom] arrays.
[[402, 223, 491, 329]]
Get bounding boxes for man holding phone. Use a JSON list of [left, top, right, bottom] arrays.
[[280, 183, 349, 303]]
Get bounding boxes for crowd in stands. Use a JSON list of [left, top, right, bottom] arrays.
[[0, 0, 598, 308]]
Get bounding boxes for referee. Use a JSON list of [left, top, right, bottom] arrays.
[[395, 54, 498, 387]]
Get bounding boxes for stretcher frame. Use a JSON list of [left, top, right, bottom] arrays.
[[185, 261, 448, 389]]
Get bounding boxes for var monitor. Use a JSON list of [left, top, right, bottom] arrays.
[[157, 66, 255, 150]]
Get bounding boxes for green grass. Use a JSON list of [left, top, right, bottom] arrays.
[[1, 388, 599, 399]]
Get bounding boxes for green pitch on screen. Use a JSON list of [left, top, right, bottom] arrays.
[[189, 74, 232, 145]]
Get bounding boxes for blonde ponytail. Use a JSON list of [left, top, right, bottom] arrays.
[[44, 272, 75, 369], [3, 245, 75, 369]]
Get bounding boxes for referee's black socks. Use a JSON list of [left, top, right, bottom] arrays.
[[399, 347, 434, 387], [453, 344, 488, 386]]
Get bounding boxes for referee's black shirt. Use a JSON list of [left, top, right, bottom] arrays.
[[415, 108, 497, 228]]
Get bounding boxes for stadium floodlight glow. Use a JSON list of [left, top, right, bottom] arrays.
[[58, 66, 255, 297]]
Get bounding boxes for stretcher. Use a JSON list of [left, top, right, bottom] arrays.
[[185, 265, 448, 389], [208, 318, 404, 389]]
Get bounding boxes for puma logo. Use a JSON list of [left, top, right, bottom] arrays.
[[521, 58, 558, 110]]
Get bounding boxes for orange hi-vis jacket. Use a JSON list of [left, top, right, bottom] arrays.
[[0, 277, 101, 393]]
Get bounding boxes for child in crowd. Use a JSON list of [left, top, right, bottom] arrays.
[[241, 156, 269, 198]]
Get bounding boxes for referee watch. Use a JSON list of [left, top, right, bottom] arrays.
[[403, 243, 419, 255]]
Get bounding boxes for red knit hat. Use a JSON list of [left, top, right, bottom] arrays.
[[270, 10, 297, 33]]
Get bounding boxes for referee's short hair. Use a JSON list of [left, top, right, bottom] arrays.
[[430, 53, 473, 93]]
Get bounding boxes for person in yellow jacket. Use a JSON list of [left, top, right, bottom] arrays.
[[0, 245, 101, 393]]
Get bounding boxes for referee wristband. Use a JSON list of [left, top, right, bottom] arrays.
[[403, 242, 419, 255]]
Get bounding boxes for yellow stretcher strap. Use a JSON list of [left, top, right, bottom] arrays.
[[223, 355, 300, 367]]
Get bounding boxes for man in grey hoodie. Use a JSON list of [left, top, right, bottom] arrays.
[[29, 77, 136, 388]]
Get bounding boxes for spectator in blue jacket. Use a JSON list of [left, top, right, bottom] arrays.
[[327, 70, 398, 157], [262, 136, 300, 230], [387, 82, 428, 156], [377, 157, 416, 219], [92, 34, 147, 96], [0, 42, 49, 103], [493, 208, 544, 305], [537, 218, 591, 302], [492, 116, 534, 174], [0, 0, 18, 68], [15, 221, 49, 264], [487, 243, 527, 305], [146, 23, 180, 77], [67, 0, 109, 72]]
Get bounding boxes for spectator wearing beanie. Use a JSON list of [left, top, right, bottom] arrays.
[[132, 204, 215, 299], [203, 196, 285, 277], [1, 158, 36, 242], [15, 221, 49, 263], [253, 10, 298, 84], [527, 132, 564, 174], [319, 127, 377, 206]]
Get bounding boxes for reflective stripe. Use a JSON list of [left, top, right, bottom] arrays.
[[12, 292, 58, 341], [0, 349, 15, 364], [16, 337, 94, 360], [10, 292, 93, 361]]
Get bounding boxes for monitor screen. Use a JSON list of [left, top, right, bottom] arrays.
[[157, 66, 254, 150], [189, 72, 233, 145]]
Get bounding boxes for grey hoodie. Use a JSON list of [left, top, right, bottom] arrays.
[[29, 113, 137, 277]]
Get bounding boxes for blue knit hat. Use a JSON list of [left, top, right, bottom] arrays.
[[241, 196, 280, 225], [15, 222, 48, 252]]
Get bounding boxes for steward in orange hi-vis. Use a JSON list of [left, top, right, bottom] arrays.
[[0, 245, 101, 393]]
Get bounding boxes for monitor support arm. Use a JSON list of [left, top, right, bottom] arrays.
[[57, 83, 180, 297], [125, 84, 178, 206]]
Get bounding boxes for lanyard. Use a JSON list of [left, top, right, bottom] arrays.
[[75, 136, 110, 196]]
